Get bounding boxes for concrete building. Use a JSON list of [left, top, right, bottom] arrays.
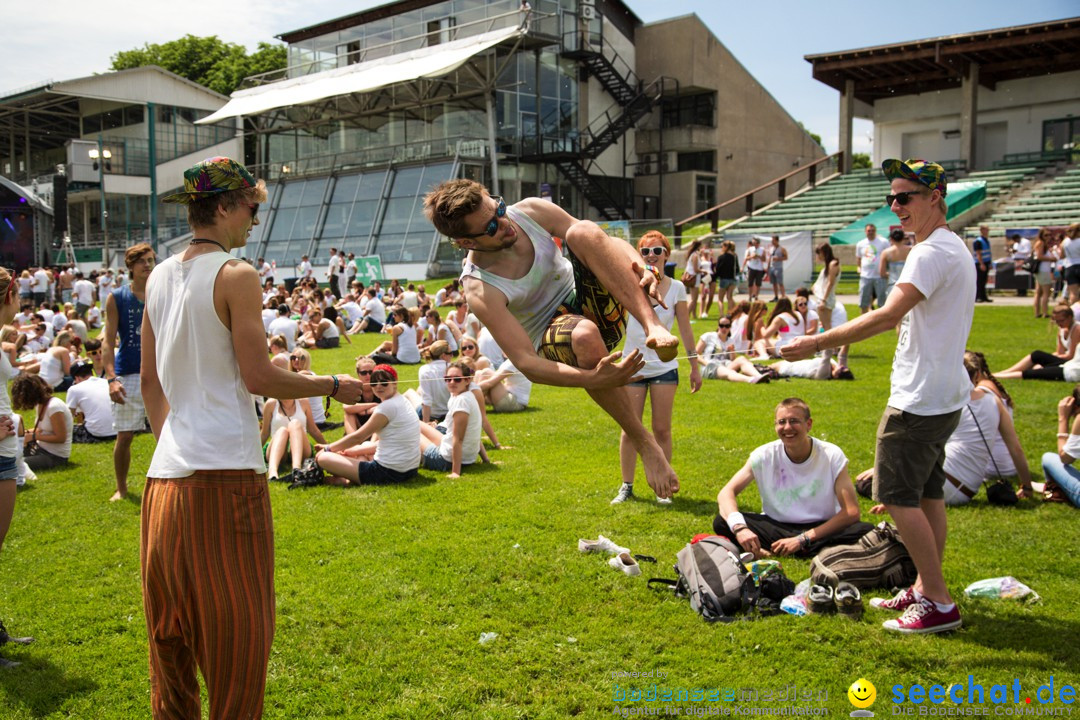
[[0, 65, 242, 265], [200, 0, 822, 278], [806, 17, 1080, 171]]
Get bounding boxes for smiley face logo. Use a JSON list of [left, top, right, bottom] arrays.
[[848, 678, 877, 709]]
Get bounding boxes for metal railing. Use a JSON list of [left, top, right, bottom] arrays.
[[674, 151, 844, 238], [251, 135, 490, 181], [240, 5, 551, 89]]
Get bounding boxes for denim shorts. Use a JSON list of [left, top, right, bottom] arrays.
[[718, 278, 737, 289], [421, 444, 453, 472], [0, 454, 18, 481], [628, 368, 679, 387]]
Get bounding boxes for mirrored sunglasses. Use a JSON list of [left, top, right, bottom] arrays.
[[460, 197, 506, 239]]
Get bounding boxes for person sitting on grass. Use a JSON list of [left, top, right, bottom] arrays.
[[11, 374, 72, 472], [352, 287, 387, 334], [369, 306, 422, 365], [38, 331, 76, 392], [696, 317, 767, 384], [477, 358, 532, 413], [458, 334, 491, 371], [289, 348, 340, 431], [260, 390, 325, 482], [66, 361, 116, 444], [341, 357, 382, 434], [408, 340, 453, 423], [1040, 384, 1080, 507], [995, 302, 1080, 381], [419, 361, 483, 478], [298, 307, 342, 349], [752, 298, 804, 359], [713, 397, 872, 559]]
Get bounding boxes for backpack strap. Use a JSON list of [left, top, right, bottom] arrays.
[[647, 578, 678, 590]]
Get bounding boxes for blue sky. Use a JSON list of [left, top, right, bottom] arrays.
[[4, 0, 1075, 153]]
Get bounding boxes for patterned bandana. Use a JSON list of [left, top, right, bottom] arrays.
[[881, 158, 948, 197], [162, 156, 256, 204]]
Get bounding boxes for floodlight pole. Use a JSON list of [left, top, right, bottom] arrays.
[[94, 135, 110, 267]]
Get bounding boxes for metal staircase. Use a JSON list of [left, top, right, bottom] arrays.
[[521, 33, 668, 220]]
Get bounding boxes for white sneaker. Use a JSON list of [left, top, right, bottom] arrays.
[[578, 535, 630, 555], [610, 483, 635, 504], [608, 552, 641, 576]]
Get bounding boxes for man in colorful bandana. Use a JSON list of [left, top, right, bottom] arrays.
[[140, 157, 363, 718], [783, 159, 974, 635]]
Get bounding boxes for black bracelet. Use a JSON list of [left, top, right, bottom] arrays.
[[329, 374, 339, 398]]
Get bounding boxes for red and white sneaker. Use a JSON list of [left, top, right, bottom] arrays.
[[870, 586, 918, 611], [882, 598, 962, 634]]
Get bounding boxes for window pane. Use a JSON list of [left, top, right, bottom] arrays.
[[390, 166, 424, 197], [373, 234, 406, 262], [347, 200, 379, 238], [268, 208, 296, 241]]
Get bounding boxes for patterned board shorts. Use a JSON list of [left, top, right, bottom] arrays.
[[539, 250, 626, 368], [111, 373, 147, 433]]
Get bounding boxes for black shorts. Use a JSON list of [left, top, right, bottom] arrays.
[[747, 268, 766, 287], [1066, 265, 1080, 286]]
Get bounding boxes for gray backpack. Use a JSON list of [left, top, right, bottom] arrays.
[[649, 536, 756, 622], [810, 521, 917, 591]]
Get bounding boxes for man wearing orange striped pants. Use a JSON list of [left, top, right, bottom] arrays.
[[141, 157, 363, 718]]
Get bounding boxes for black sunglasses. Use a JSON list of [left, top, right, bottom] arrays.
[[459, 197, 506, 239], [886, 191, 924, 206], [357, 369, 372, 376], [462, 345, 476, 350], [247, 203, 260, 218], [445, 376, 465, 384], [640, 247, 665, 257], [718, 323, 731, 328]]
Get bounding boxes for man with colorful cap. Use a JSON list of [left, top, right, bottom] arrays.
[[782, 159, 974, 635], [140, 157, 363, 718]]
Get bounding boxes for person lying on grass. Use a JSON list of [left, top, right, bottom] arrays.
[[315, 365, 420, 487], [713, 397, 873, 559]]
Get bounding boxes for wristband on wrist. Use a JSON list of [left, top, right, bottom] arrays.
[[1058, 432, 1070, 438], [329, 374, 339, 398], [726, 511, 746, 529]]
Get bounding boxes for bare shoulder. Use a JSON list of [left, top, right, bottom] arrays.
[[514, 198, 577, 236], [221, 258, 259, 280], [462, 275, 508, 310]]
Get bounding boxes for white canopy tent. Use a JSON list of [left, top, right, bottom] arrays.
[[197, 25, 523, 124]]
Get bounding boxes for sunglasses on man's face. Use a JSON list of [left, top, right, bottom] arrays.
[[640, 247, 665, 257], [886, 191, 924, 207], [459, 197, 506, 240]]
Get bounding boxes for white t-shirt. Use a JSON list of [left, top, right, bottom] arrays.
[[0, 353, 19, 457], [418, 359, 450, 417], [97, 275, 113, 295], [66, 377, 115, 438], [371, 393, 420, 473], [477, 327, 505, 366], [439, 391, 482, 465], [339, 301, 363, 326], [87, 306, 102, 328], [74, 279, 96, 306], [749, 438, 846, 524], [435, 323, 458, 353], [745, 247, 765, 272], [33, 270, 49, 293], [52, 313, 68, 334], [268, 316, 299, 350], [364, 297, 387, 325], [299, 260, 313, 278], [698, 331, 734, 362], [261, 308, 276, 333], [856, 237, 889, 279], [1013, 238, 1032, 260], [400, 291, 419, 309], [623, 279, 686, 378], [888, 227, 975, 416], [36, 397, 73, 459], [498, 359, 532, 406]]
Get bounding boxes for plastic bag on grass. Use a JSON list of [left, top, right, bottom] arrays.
[[963, 577, 1040, 603]]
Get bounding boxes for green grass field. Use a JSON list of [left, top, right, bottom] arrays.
[[1, 304, 1077, 718]]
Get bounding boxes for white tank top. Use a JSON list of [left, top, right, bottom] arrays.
[[269, 398, 306, 436], [145, 251, 266, 477], [1060, 325, 1075, 357], [774, 312, 803, 349], [730, 315, 749, 354], [395, 322, 421, 364], [39, 350, 64, 388], [460, 205, 574, 349], [943, 391, 999, 491]]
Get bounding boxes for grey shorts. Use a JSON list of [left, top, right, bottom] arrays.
[[768, 266, 783, 284], [858, 277, 887, 308], [873, 406, 962, 507]]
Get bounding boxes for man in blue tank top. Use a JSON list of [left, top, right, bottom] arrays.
[[424, 180, 682, 501], [102, 242, 155, 502]]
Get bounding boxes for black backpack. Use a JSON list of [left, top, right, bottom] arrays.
[[810, 521, 917, 591], [649, 536, 757, 622]]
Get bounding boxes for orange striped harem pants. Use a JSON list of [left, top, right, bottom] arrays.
[[140, 470, 275, 720]]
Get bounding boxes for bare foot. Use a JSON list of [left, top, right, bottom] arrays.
[[640, 443, 679, 499], [109, 491, 126, 503], [324, 475, 351, 486], [645, 330, 680, 363]]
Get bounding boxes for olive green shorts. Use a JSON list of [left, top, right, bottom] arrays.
[[872, 406, 962, 507]]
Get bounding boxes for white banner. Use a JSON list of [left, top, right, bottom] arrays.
[[723, 231, 815, 293]]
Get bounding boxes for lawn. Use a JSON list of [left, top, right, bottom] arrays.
[[1, 304, 1077, 718]]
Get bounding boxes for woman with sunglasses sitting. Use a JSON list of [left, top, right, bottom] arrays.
[[259, 388, 325, 482], [793, 289, 819, 336], [288, 348, 338, 431], [369, 306, 422, 365], [995, 302, 1080, 381], [696, 317, 767, 384], [419, 362, 483, 478], [611, 232, 701, 505], [315, 365, 421, 487], [458, 335, 491, 371], [342, 356, 382, 434]]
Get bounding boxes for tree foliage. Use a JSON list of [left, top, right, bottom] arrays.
[[798, 122, 823, 148], [111, 35, 286, 96], [852, 153, 872, 169]]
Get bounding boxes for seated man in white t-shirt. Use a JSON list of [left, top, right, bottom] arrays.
[[66, 361, 117, 442], [353, 288, 388, 334], [713, 398, 873, 558], [477, 359, 532, 413]]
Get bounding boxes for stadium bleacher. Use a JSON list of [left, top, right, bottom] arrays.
[[962, 166, 1080, 235]]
